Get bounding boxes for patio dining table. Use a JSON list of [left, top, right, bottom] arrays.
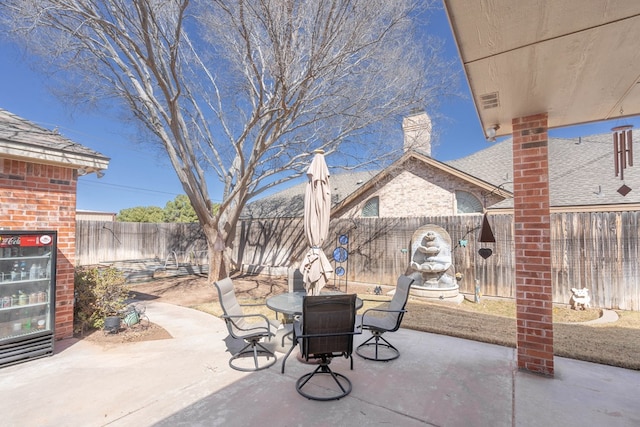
[[266, 291, 363, 318], [266, 291, 363, 373]]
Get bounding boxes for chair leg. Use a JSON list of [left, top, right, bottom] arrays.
[[356, 331, 400, 361], [296, 360, 352, 401], [229, 339, 277, 372]]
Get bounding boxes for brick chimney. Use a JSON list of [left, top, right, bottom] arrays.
[[402, 111, 432, 156]]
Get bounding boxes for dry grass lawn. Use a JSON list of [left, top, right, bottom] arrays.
[[399, 298, 640, 370], [198, 293, 640, 371], [132, 274, 640, 371]]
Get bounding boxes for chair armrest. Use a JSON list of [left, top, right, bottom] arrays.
[[360, 307, 406, 323], [359, 297, 392, 303], [223, 312, 275, 334]]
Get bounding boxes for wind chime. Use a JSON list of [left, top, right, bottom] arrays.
[[478, 184, 501, 256], [612, 124, 634, 196], [476, 200, 496, 303], [477, 211, 495, 259]]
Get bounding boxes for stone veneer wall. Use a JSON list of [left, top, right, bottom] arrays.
[[0, 159, 78, 340]]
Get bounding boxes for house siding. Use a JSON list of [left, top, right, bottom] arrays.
[[76, 211, 116, 221], [0, 158, 78, 340], [336, 158, 503, 218]]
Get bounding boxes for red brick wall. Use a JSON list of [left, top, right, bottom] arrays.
[[512, 114, 554, 376], [0, 159, 77, 340]]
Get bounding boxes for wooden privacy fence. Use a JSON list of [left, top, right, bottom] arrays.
[[75, 221, 208, 266], [234, 212, 640, 310], [551, 211, 640, 311], [238, 215, 515, 298], [75, 211, 640, 310]]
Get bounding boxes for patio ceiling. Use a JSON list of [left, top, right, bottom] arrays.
[[443, 0, 640, 138]]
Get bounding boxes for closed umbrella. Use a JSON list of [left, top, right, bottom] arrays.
[[299, 149, 333, 295]]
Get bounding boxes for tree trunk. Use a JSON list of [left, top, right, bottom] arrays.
[[208, 249, 227, 283], [203, 223, 229, 282]]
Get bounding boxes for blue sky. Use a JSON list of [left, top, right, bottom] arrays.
[[1, 5, 639, 213]]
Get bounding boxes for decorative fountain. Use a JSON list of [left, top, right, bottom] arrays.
[[406, 224, 462, 302]]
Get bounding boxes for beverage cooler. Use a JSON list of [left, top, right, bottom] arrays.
[[0, 231, 56, 368]]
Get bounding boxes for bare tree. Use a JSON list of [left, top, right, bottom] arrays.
[[0, 0, 456, 280]]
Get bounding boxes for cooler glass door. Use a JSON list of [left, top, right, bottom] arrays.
[[0, 231, 56, 367]]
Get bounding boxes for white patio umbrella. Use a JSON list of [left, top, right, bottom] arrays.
[[299, 149, 333, 295]]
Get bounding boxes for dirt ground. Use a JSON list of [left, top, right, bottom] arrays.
[[79, 273, 382, 346], [80, 274, 291, 345], [77, 273, 640, 370], [79, 273, 596, 346]]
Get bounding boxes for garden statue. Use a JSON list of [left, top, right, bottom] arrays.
[[407, 224, 460, 301], [570, 287, 591, 310]]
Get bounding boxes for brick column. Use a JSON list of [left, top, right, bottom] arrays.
[[512, 113, 554, 376]]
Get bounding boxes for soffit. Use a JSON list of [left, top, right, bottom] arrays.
[[443, 0, 640, 137]]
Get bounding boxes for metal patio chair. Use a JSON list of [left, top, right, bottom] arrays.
[[355, 275, 414, 361], [294, 293, 358, 401], [214, 277, 280, 371]]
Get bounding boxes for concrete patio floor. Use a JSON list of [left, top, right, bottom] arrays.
[[1, 301, 639, 427]]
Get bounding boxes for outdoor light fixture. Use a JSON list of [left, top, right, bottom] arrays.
[[77, 168, 87, 176], [96, 171, 105, 179], [485, 125, 500, 142]]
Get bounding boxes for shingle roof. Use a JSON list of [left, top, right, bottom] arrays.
[[444, 139, 514, 192], [446, 133, 640, 209], [0, 108, 109, 168], [244, 131, 640, 218]]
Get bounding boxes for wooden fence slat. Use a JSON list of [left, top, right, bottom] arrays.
[[75, 221, 207, 265], [76, 211, 640, 310]]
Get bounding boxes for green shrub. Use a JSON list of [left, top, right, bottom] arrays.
[[74, 267, 130, 335]]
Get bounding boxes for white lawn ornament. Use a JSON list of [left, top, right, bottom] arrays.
[[570, 287, 591, 310]]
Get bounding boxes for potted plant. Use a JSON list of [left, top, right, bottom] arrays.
[[103, 314, 121, 334]]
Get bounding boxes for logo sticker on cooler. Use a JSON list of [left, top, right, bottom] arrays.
[[0, 236, 21, 246], [0, 234, 53, 247]]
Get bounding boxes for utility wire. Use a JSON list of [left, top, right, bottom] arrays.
[[78, 179, 223, 203], [78, 180, 181, 196]]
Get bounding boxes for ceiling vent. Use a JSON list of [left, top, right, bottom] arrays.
[[479, 92, 499, 110]]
